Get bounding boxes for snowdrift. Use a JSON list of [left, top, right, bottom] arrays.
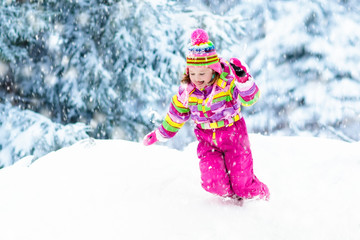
[[0, 135, 359, 240]]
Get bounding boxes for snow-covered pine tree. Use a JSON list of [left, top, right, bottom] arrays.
[[1, 0, 191, 144], [0, 1, 48, 110], [0, 102, 90, 168], [226, 0, 360, 141]]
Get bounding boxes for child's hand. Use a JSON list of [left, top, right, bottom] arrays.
[[230, 58, 250, 83], [143, 131, 158, 146]]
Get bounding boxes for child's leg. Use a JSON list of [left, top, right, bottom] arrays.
[[222, 119, 269, 199], [195, 129, 235, 197]]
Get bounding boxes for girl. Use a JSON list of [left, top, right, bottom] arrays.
[[143, 29, 269, 201]]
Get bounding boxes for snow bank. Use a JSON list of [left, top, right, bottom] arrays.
[[0, 135, 359, 240]]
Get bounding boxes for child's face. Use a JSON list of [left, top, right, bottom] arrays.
[[189, 67, 214, 89]]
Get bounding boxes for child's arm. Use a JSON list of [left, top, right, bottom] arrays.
[[230, 58, 260, 107], [158, 94, 191, 138], [143, 88, 191, 146], [234, 77, 260, 107]]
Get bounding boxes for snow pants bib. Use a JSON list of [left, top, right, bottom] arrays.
[[194, 117, 269, 199]]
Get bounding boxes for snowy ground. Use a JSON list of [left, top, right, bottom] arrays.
[[0, 135, 359, 240]]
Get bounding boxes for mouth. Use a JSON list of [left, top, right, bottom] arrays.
[[196, 81, 205, 86]]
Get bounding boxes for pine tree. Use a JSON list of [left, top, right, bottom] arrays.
[[0, 102, 90, 168]]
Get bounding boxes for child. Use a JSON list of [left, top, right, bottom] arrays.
[[143, 29, 269, 201]]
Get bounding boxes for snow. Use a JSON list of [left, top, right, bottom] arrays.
[[1, 135, 360, 240], [47, 33, 61, 52], [0, 60, 9, 77]]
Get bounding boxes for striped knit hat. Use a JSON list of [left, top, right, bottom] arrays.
[[186, 29, 222, 74]]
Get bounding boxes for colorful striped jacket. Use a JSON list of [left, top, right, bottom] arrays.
[[158, 58, 260, 139]]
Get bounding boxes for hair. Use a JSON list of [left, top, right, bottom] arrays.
[[181, 71, 220, 86]]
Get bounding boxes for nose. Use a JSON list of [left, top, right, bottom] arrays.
[[194, 75, 201, 82]]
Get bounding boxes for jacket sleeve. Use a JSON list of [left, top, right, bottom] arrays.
[[157, 88, 191, 140], [234, 77, 260, 107]]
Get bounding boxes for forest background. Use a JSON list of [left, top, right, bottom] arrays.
[[1, 0, 359, 167]]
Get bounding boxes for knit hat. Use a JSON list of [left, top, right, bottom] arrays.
[[186, 29, 222, 74]]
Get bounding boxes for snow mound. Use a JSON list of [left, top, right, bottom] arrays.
[[0, 135, 359, 240]]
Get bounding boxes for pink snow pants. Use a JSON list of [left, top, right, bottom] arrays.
[[194, 118, 269, 200]]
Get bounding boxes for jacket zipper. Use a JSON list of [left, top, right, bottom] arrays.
[[212, 128, 218, 146]]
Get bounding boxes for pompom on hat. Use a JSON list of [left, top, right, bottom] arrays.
[[186, 29, 222, 74]]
